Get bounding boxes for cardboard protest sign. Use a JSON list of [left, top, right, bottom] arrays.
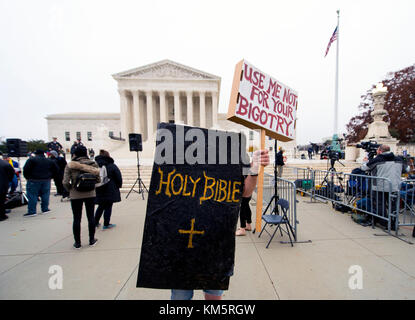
[[227, 59, 298, 142], [227, 59, 298, 232], [137, 123, 249, 290]]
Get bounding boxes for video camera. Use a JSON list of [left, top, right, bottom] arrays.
[[325, 147, 345, 168], [328, 149, 340, 161], [356, 140, 380, 160]]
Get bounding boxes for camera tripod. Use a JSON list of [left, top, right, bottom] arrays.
[[319, 158, 345, 203], [126, 151, 148, 200]]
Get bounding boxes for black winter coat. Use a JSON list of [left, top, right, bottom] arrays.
[[276, 151, 285, 166], [0, 160, 15, 194], [94, 155, 122, 204], [23, 155, 58, 181], [51, 157, 67, 177]]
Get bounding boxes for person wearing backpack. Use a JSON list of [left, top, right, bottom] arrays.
[[63, 145, 100, 249], [94, 150, 122, 230]]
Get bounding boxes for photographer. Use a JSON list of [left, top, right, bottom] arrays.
[[360, 144, 407, 229]]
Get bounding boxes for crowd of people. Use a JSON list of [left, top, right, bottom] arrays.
[[3, 135, 415, 299], [0, 137, 123, 249]]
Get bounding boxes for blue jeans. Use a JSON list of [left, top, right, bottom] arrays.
[[26, 180, 51, 214], [9, 175, 18, 193], [171, 289, 223, 300]]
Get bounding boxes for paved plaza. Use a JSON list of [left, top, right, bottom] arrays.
[[0, 194, 415, 300]]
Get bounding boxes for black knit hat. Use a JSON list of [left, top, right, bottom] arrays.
[[35, 150, 45, 155]]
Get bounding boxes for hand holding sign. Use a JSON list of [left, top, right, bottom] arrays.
[[249, 150, 270, 175]]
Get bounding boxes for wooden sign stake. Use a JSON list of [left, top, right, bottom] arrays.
[[255, 129, 266, 233]]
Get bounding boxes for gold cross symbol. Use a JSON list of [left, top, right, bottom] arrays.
[[178, 218, 205, 248]]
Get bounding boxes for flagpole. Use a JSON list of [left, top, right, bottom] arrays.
[[334, 9, 340, 136], [331, 9, 341, 153]]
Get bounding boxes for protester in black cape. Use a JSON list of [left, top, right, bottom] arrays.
[[94, 150, 122, 230], [49, 150, 69, 199], [63, 145, 100, 249], [23, 150, 58, 217], [0, 159, 16, 221]]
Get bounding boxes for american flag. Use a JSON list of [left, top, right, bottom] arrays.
[[324, 26, 338, 57]]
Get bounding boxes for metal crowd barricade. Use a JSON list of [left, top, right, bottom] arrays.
[[260, 173, 298, 241], [306, 169, 396, 234], [312, 169, 346, 205], [291, 167, 315, 198], [280, 167, 413, 242], [343, 172, 395, 233], [396, 179, 415, 234]]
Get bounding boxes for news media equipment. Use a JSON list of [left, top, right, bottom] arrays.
[[356, 140, 380, 160], [126, 133, 148, 200], [317, 149, 345, 206]]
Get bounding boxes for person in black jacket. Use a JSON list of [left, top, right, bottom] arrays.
[[94, 150, 122, 230], [47, 137, 63, 154], [49, 150, 69, 199], [23, 150, 58, 217], [0, 160, 15, 221], [275, 147, 285, 177]]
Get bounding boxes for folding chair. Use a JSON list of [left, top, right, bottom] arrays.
[[258, 198, 294, 248]]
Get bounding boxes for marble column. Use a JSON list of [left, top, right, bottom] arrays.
[[146, 91, 154, 140], [186, 91, 193, 126], [212, 91, 218, 128], [118, 89, 128, 139], [132, 90, 141, 134], [159, 90, 167, 123], [199, 91, 206, 128], [174, 91, 181, 124]]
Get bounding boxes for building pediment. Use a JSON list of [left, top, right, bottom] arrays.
[[112, 59, 220, 81]]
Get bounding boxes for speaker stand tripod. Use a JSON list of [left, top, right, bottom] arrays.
[[126, 151, 148, 200]]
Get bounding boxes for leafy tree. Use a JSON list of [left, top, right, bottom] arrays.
[[346, 64, 415, 143], [0, 141, 7, 153], [27, 140, 48, 153]]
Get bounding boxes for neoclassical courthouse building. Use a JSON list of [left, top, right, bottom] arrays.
[[46, 60, 296, 162]]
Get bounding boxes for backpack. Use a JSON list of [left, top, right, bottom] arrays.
[[74, 172, 97, 192], [333, 203, 349, 213], [95, 165, 110, 188]]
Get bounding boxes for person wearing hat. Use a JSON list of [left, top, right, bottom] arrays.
[[276, 146, 285, 178], [23, 150, 59, 217], [47, 137, 63, 154], [49, 150, 68, 199], [63, 145, 100, 249]]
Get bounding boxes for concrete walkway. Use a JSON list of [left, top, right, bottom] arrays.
[[0, 194, 414, 300]]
